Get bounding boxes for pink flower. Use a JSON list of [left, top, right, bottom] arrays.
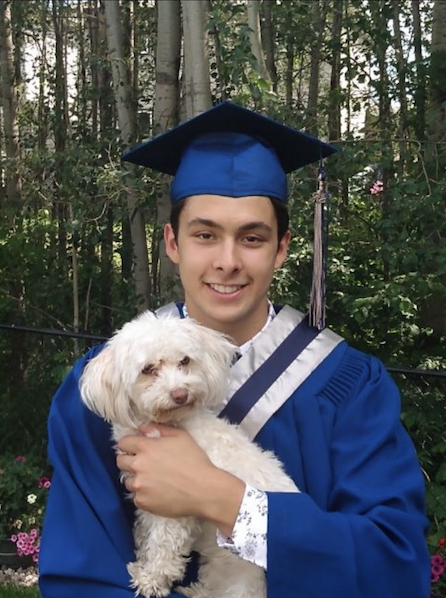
[[38, 476, 51, 489], [14, 456, 26, 462], [432, 554, 446, 569], [370, 180, 384, 195], [432, 563, 445, 576], [10, 529, 41, 561]]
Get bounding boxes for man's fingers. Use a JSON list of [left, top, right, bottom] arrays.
[[116, 452, 135, 473]]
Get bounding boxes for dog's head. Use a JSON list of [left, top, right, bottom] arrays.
[[79, 311, 237, 427]]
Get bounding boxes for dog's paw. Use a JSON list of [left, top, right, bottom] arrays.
[[128, 561, 172, 597]]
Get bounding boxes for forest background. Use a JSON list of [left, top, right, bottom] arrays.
[[0, 0, 445, 553]]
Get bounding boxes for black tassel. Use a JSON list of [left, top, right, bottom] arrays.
[[309, 162, 330, 330]]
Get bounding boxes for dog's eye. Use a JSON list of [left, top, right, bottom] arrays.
[[179, 356, 190, 366], [142, 364, 156, 375]]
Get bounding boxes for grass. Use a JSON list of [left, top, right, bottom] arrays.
[[0, 587, 40, 598]]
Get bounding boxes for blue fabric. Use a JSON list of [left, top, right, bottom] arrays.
[[38, 338, 431, 598], [170, 133, 288, 204], [121, 101, 338, 177]]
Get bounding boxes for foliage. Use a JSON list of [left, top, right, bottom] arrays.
[[0, 587, 40, 598], [0, 454, 51, 562], [400, 375, 446, 550], [430, 537, 446, 598]]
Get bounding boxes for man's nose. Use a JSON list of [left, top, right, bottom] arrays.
[[213, 240, 242, 271]]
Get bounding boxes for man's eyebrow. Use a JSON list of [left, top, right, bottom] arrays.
[[237, 221, 273, 234], [186, 217, 273, 234], [186, 217, 223, 230]]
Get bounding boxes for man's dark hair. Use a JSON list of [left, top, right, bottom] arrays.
[[169, 197, 290, 247]]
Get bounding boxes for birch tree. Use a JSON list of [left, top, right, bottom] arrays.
[[0, 0, 24, 392], [392, 3, 408, 145], [421, 0, 446, 338], [181, 0, 212, 117], [328, 0, 343, 143], [428, 0, 446, 146], [306, 0, 328, 136], [262, 0, 278, 92], [154, 0, 182, 299], [0, 0, 21, 209], [37, 0, 50, 152], [411, 0, 425, 140], [247, 0, 270, 85], [51, 0, 69, 261], [103, 0, 152, 311]]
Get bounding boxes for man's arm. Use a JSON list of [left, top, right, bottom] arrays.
[[263, 355, 431, 598]]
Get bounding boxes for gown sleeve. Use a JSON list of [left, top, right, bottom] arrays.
[[38, 347, 190, 598], [264, 352, 431, 598]]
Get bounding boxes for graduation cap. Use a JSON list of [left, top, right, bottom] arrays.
[[121, 101, 339, 329], [121, 101, 337, 203]]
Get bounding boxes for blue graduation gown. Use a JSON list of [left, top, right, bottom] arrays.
[[38, 338, 431, 598]]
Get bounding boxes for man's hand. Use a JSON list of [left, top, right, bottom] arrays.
[[116, 424, 245, 536]]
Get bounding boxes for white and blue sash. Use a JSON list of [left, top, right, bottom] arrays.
[[156, 303, 343, 440]]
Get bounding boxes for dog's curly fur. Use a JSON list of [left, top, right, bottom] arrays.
[[80, 310, 299, 598]]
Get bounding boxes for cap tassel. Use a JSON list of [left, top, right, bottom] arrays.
[[309, 162, 330, 330]]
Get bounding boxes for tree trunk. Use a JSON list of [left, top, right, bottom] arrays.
[[392, 0, 408, 174], [88, 0, 99, 138], [96, 0, 115, 333], [154, 0, 182, 302], [371, 0, 393, 282], [428, 0, 446, 143], [247, 0, 270, 84], [411, 0, 425, 140], [37, 1, 49, 154], [0, 0, 25, 391], [284, 1, 294, 110], [262, 0, 278, 92], [181, 0, 212, 117], [306, 0, 327, 136], [419, 0, 446, 338], [0, 0, 21, 209], [328, 0, 342, 143], [51, 0, 69, 267], [103, 0, 152, 311], [76, 0, 88, 126]]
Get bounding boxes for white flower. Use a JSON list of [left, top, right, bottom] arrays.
[[27, 494, 37, 504]]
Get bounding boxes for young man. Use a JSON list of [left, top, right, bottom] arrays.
[[38, 102, 431, 598]]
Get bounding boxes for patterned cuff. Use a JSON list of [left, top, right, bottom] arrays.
[[216, 484, 267, 569]]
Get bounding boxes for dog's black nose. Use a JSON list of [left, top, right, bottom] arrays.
[[171, 388, 188, 405]]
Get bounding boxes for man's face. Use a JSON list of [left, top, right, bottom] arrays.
[[164, 194, 290, 345]]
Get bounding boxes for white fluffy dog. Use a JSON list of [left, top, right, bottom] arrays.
[[79, 310, 298, 598]]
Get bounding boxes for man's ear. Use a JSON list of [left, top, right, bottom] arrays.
[[164, 223, 179, 264], [274, 229, 291, 269]]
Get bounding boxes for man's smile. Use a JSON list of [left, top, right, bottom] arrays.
[[207, 283, 246, 294]]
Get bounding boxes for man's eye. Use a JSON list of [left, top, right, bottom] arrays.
[[244, 235, 263, 244]]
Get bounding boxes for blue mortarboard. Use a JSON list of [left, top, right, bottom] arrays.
[[122, 101, 339, 330], [121, 101, 338, 204]]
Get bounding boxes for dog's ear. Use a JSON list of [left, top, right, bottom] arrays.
[[79, 343, 134, 426], [191, 323, 237, 404]]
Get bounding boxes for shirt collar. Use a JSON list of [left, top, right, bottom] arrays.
[[182, 301, 276, 355]]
